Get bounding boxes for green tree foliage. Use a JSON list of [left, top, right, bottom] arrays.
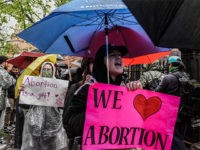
[[55, 0, 71, 7], [0, 0, 53, 29], [0, 42, 20, 56], [0, 0, 71, 55]]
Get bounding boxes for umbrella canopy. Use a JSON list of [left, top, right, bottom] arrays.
[[15, 54, 57, 98], [123, 0, 200, 50], [18, 0, 168, 58], [7, 51, 44, 70], [123, 50, 171, 66], [90, 25, 167, 57]]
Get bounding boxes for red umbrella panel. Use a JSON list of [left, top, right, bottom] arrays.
[[7, 51, 45, 70], [89, 25, 169, 58], [123, 50, 171, 66]]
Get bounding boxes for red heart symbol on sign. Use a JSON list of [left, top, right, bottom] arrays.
[[133, 94, 162, 120]]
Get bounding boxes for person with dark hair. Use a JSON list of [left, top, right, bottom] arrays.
[[0, 55, 16, 119], [64, 44, 142, 149], [63, 57, 94, 149], [155, 56, 189, 150]]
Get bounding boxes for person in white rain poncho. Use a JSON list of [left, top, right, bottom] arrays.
[[21, 61, 67, 150]]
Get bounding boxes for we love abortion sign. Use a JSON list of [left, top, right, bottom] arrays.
[[83, 83, 180, 150]]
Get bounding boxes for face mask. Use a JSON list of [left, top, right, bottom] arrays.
[[41, 70, 53, 78], [169, 66, 178, 73]]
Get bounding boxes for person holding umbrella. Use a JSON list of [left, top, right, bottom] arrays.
[[65, 44, 142, 149]]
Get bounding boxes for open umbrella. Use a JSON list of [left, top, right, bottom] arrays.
[[89, 25, 168, 58], [123, 50, 171, 66], [123, 0, 200, 50], [18, 0, 168, 58], [7, 51, 44, 70], [15, 54, 57, 98]]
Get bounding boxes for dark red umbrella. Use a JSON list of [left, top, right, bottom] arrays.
[[7, 51, 45, 70]]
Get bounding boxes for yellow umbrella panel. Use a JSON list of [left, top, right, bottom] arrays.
[[15, 54, 57, 98]]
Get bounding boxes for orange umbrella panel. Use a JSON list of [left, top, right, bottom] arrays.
[[123, 51, 170, 66]]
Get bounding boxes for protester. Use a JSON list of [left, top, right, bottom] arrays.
[[0, 55, 16, 120], [139, 60, 165, 90], [63, 57, 94, 149], [3, 66, 20, 133], [14, 69, 27, 148], [20, 61, 67, 150], [65, 44, 142, 149], [155, 56, 189, 150]]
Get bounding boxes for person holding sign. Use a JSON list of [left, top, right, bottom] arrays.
[[65, 44, 142, 149], [20, 61, 67, 150]]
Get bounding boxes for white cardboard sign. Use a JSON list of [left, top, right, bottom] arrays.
[[19, 75, 69, 107]]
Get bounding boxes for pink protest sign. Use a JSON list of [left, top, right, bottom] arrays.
[[83, 83, 180, 150]]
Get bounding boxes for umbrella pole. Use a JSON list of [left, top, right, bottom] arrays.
[[106, 34, 110, 84], [67, 58, 72, 81], [105, 14, 110, 84]]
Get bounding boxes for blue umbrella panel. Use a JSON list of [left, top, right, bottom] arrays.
[[18, 0, 168, 57]]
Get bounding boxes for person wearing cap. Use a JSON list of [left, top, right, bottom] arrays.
[[155, 56, 187, 95], [64, 44, 142, 148], [0, 55, 16, 118], [155, 56, 189, 150]]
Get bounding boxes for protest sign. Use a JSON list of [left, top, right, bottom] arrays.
[[19, 75, 68, 107], [83, 83, 180, 150]]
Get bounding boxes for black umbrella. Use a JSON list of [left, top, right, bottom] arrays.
[[123, 0, 200, 50]]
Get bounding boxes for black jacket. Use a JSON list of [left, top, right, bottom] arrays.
[[64, 84, 90, 138], [155, 71, 188, 96]]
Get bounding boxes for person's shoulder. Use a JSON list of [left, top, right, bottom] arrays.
[[162, 73, 175, 80], [74, 83, 90, 96], [0, 67, 9, 75]]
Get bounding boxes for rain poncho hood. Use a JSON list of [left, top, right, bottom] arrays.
[[21, 61, 67, 150], [39, 61, 56, 78]]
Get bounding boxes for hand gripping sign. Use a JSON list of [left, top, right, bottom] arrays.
[[83, 83, 180, 150], [20, 75, 69, 107]]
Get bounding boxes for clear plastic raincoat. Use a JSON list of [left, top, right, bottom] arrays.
[[21, 62, 67, 150]]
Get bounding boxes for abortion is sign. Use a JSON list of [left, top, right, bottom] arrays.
[[83, 83, 180, 150], [19, 75, 68, 107]]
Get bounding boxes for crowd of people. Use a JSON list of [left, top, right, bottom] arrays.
[[0, 44, 197, 150]]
